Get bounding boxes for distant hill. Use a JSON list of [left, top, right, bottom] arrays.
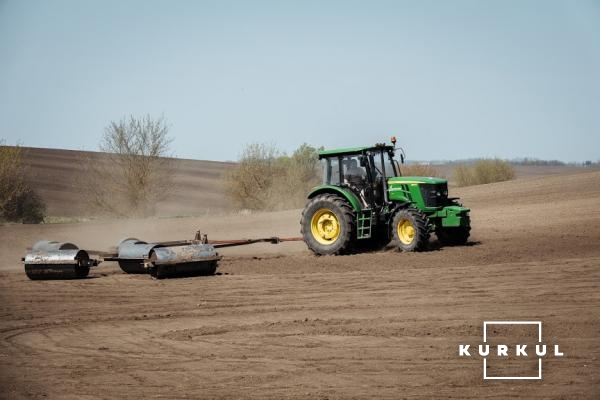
[[16, 146, 599, 218], [20, 147, 234, 217], [404, 161, 597, 183]]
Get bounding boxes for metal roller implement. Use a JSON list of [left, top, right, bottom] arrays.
[[22, 230, 302, 280], [108, 237, 221, 279], [23, 241, 97, 280]]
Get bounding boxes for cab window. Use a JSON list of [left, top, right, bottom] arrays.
[[341, 156, 366, 183], [322, 158, 340, 185], [373, 153, 397, 177]]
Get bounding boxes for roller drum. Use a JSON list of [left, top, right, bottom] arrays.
[[24, 241, 92, 280], [147, 244, 220, 279], [116, 238, 152, 274]]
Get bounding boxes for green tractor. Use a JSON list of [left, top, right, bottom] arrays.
[[300, 138, 471, 255]]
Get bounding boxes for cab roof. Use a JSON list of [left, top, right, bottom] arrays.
[[318, 144, 394, 159]]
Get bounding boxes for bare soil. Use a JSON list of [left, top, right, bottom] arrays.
[[1, 171, 599, 399]]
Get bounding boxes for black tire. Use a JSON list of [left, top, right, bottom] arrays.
[[199, 261, 218, 276], [149, 260, 218, 279], [24, 264, 89, 280], [300, 194, 356, 255], [149, 265, 165, 279], [392, 207, 431, 252], [436, 226, 471, 246], [118, 260, 146, 274]]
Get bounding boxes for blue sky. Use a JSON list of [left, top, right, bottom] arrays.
[[0, 0, 599, 162]]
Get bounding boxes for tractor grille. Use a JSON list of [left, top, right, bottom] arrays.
[[419, 183, 448, 207]]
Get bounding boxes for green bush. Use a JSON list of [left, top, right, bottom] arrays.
[[454, 159, 515, 187], [225, 143, 320, 210], [3, 188, 46, 224], [453, 164, 473, 186], [0, 143, 46, 223]]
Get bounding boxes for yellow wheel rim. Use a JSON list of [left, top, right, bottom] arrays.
[[310, 208, 341, 245], [397, 219, 416, 245]]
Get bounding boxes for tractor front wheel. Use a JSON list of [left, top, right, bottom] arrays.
[[392, 208, 430, 252], [301, 194, 356, 255]]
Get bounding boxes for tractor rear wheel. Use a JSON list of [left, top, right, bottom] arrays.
[[436, 226, 471, 246], [392, 207, 430, 252], [301, 194, 356, 255]]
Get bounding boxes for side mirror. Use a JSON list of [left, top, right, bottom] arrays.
[[399, 147, 406, 164]]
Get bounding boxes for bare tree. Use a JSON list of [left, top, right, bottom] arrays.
[[84, 115, 174, 217]]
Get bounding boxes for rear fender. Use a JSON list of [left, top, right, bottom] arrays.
[[307, 185, 362, 212]]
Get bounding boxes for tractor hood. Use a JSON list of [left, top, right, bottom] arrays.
[[388, 176, 447, 185]]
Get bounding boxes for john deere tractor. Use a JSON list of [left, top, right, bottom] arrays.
[[300, 139, 470, 255]]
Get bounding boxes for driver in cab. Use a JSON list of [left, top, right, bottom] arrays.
[[344, 159, 368, 204]]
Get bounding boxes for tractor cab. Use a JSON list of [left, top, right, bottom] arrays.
[[301, 139, 471, 255], [318, 144, 399, 209]]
